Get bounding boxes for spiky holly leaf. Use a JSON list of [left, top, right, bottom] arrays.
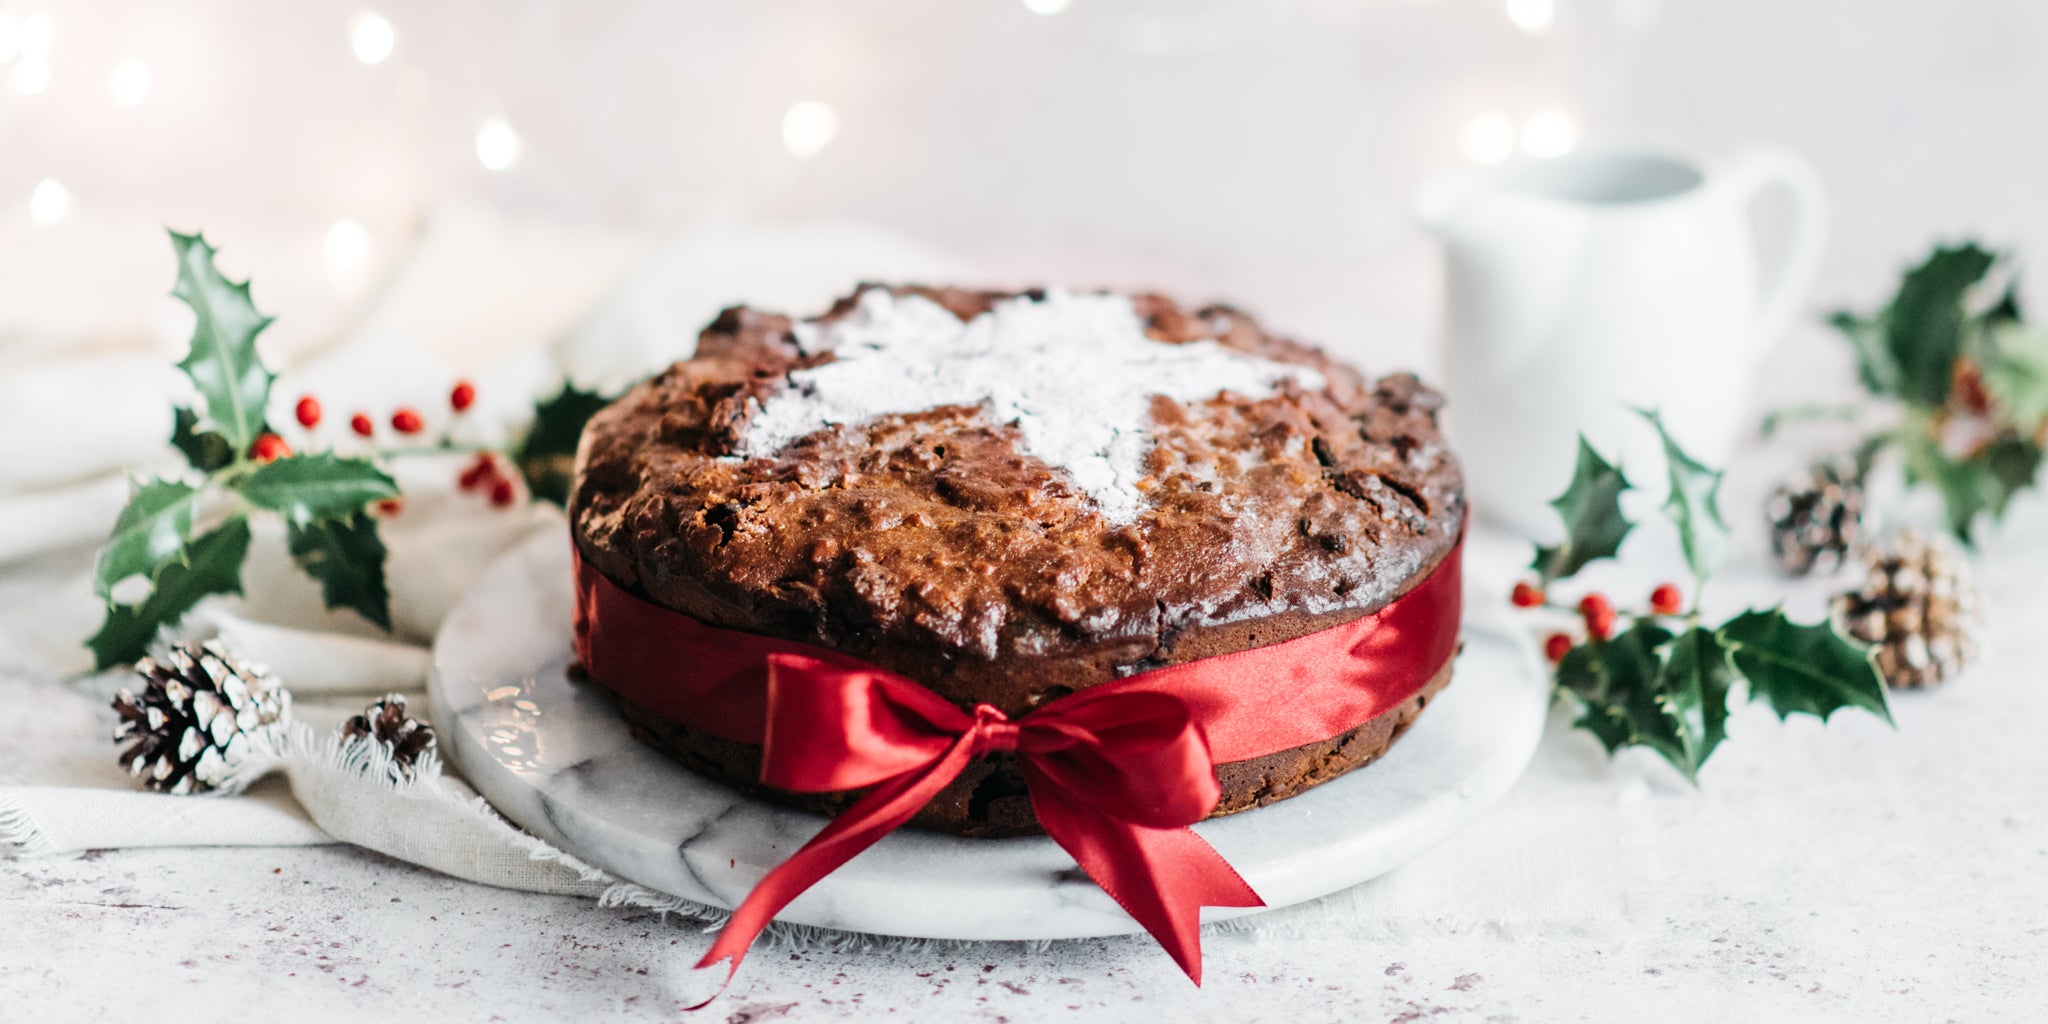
[[1530, 436, 1634, 583], [1637, 409, 1728, 581], [1828, 310, 1900, 399], [285, 513, 391, 630], [88, 516, 251, 670], [1981, 322, 2048, 430], [1900, 427, 2041, 544], [1985, 280, 2023, 329], [1555, 619, 1701, 779], [94, 478, 202, 599], [1659, 627, 1736, 776], [1834, 243, 2001, 408], [515, 380, 611, 508], [170, 406, 236, 473], [239, 453, 398, 527], [170, 231, 275, 452], [1720, 608, 1891, 725]]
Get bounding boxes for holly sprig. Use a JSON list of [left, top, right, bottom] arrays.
[[1513, 412, 1890, 782], [88, 232, 401, 669], [88, 230, 623, 671], [1780, 241, 2044, 545]]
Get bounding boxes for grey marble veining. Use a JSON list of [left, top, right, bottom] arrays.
[[429, 532, 1548, 941]]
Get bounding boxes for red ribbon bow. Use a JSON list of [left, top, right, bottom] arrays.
[[697, 655, 1263, 984], [571, 534, 1462, 999]]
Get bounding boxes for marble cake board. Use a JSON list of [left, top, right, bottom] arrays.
[[429, 531, 1550, 942]]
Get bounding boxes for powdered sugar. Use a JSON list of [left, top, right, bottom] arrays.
[[739, 288, 1324, 522]]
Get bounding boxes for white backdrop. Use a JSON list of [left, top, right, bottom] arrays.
[[4, 0, 2045, 376]]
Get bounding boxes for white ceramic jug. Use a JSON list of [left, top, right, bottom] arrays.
[[1418, 148, 1826, 536]]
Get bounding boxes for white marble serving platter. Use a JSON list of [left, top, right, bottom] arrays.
[[430, 532, 1549, 941]]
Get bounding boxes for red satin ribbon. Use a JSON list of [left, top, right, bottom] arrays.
[[572, 536, 1463, 992]]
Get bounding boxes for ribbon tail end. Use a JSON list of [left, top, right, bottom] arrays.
[[677, 953, 742, 1012]]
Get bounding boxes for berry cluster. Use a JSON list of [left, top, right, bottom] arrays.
[[1511, 579, 1687, 662], [456, 451, 521, 508], [255, 379, 517, 513], [248, 379, 477, 466]]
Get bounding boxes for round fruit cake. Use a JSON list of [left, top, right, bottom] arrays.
[[569, 284, 1465, 837]]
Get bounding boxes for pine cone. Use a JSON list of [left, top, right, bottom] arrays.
[[1831, 530, 1983, 688], [112, 642, 292, 794], [342, 693, 436, 774], [1766, 455, 1868, 576]]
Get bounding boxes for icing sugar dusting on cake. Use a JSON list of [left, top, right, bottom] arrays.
[[739, 288, 1325, 522]]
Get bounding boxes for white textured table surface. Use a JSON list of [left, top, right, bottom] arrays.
[[7, 507, 2048, 1022], [8, 0, 2048, 1004]]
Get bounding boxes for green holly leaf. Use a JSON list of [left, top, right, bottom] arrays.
[[1660, 627, 1736, 774], [1637, 409, 1728, 581], [93, 478, 202, 599], [515, 380, 611, 508], [1839, 243, 2001, 408], [170, 406, 236, 473], [239, 453, 398, 527], [1555, 620, 1699, 779], [87, 516, 251, 671], [1530, 436, 1634, 583], [1984, 279, 2023, 329], [1981, 322, 2048, 430], [170, 231, 275, 453], [285, 513, 391, 630], [1719, 608, 1892, 725], [1829, 310, 1900, 399], [1900, 426, 2040, 544]]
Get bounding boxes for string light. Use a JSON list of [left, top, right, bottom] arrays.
[[1506, 0, 1554, 34], [1521, 109, 1578, 158], [29, 178, 70, 226], [780, 100, 840, 158], [1021, 0, 1072, 14], [475, 117, 521, 171], [109, 59, 151, 109], [350, 10, 395, 66], [325, 219, 370, 269], [1459, 111, 1517, 165]]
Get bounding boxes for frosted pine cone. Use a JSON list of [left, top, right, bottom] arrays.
[[341, 693, 436, 775], [1766, 455, 1868, 576], [1831, 530, 1983, 688], [112, 642, 292, 794]]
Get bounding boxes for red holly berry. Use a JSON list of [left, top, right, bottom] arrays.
[[488, 477, 517, 508], [1510, 581, 1545, 608], [391, 407, 424, 435], [1578, 593, 1616, 640], [450, 379, 477, 412], [1649, 583, 1684, 616], [1952, 358, 1992, 416], [250, 433, 291, 463], [374, 498, 404, 517], [457, 452, 496, 491], [350, 412, 375, 437], [1544, 632, 1574, 663], [294, 395, 322, 429]]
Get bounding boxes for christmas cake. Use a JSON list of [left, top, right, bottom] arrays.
[[568, 285, 1465, 837]]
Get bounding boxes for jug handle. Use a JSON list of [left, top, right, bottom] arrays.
[[1722, 147, 1828, 344]]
